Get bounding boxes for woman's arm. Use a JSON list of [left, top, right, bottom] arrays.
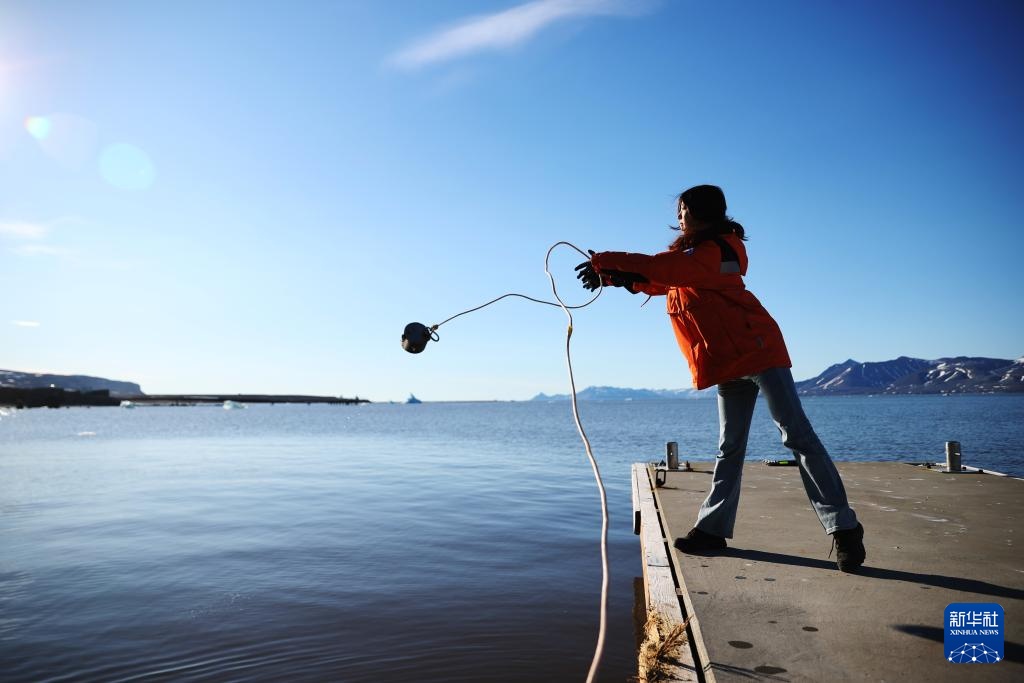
[[592, 243, 728, 289]]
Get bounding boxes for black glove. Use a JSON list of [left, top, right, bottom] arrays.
[[574, 250, 601, 291], [604, 269, 648, 293]]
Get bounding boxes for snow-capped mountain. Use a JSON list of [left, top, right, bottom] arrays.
[[795, 356, 1023, 395], [531, 356, 1023, 400]]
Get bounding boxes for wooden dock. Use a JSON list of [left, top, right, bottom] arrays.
[[632, 460, 1023, 682]]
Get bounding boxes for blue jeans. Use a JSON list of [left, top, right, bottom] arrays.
[[695, 367, 859, 537]]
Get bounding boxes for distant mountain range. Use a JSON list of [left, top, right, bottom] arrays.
[[5, 355, 1021, 404], [794, 356, 1024, 395], [531, 356, 1024, 400], [0, 369, 142, 397]]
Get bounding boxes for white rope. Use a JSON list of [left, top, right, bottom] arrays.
[[426, 241, 610, 680], [543, 241, 609, 683]]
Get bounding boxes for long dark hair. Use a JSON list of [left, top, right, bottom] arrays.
[[669, 184, 746, 251]]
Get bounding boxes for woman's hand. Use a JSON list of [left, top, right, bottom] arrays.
[[575, 250, 601, 291]]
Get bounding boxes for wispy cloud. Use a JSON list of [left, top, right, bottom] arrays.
[[12, 320, 41, 328], [1, 217, 83, 258], [388, 0, 651, 70], [11, 243, 69, 257], [0, 221, 49, 240]]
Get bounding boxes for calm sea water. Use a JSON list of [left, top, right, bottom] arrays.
[[2, 396, 1022, 682]]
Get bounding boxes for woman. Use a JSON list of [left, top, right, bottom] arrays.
[[576, 184, 866, 572]]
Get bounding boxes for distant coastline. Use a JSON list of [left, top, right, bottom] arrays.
[[0, 370, 369, 409], [0, 387, 370, 409], [4, 353, 1022, 409]]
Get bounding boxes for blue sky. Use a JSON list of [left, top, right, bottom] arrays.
[[2, 0, 1022, 402]]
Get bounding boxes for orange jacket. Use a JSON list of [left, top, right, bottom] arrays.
[[592, 234, 791, 389]]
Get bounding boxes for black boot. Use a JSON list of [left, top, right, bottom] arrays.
[[674, 527, 727, 553], [831, 523, 866, 572]]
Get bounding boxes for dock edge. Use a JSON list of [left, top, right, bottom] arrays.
[[632, 463, 710, 683]]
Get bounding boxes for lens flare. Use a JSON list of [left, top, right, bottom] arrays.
[[23, 113, 99, 168], [24, 116, 52, 140], [98, 143, 156, 190]]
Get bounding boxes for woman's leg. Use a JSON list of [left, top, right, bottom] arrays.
[[694, 377, 759, 538], [753, 367, 859, 533]]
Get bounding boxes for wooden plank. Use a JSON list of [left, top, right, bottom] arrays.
[[651, 470, 717, 683], [634, 463, 699, 682]]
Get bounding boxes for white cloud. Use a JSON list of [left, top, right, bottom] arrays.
[[12, 320, 41, 327], [11, 243, 69, 257], [1, 217, 84, 258], [388, 0, 650, 70], [0, 221, 49, 240]]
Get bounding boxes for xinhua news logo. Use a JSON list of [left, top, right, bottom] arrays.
[[944, 603, 1003, 664]]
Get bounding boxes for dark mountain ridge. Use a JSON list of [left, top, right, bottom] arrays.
[[0, 369, 142, 397]]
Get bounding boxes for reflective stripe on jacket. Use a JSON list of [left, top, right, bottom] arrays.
[[591, 234, 791, 389]]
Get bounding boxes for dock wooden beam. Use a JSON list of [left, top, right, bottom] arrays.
[[632, 463, 704, 682]]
